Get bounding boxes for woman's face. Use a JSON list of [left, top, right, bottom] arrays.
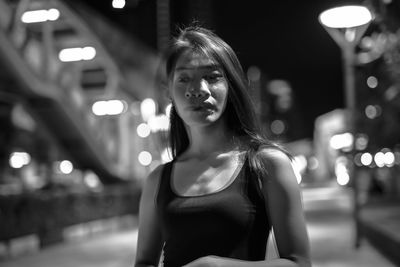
[[169, 50, 229, 128]]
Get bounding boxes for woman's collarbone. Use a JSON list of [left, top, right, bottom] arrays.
[[173, 156, 240, 196]]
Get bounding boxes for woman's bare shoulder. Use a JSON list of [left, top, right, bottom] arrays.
[[253, 145, 297, 185], [143, 162, 169, 189], [256, 145, 292, 166]]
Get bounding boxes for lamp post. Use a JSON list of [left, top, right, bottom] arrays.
[[318, 5, 373, 248]]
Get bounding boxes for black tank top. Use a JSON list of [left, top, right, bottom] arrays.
[[156, 155, 271, 267]]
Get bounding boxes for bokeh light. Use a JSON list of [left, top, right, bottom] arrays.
[[21, 9, 60, 23], [374, 152, 385, 168], [140, 98, 156, 122], [60, 160, 74, 174], [361, 152, 373, 166], [138, 151, 152, 166], [137, 123, 151, 138], [9, 152, 31, 169], [366, 76, 378, 89], [270, 120, 285, 135], [59, 47, 96, 62]]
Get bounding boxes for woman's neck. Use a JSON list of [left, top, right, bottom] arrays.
[[182, 121, 239, 160]]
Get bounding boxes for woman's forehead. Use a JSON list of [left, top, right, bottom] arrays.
[[174, 50, 219, 71]]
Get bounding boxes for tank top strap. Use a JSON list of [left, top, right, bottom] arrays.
[[156, 160, 175, 207]]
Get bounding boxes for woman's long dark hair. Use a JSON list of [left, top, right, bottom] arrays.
[[165, 26, 291, 169]]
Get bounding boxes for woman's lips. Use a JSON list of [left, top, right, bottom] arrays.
[[194, 106, 213, 112], [188, 102, 214, 111]]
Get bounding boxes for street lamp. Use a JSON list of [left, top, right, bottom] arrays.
[[319, 5, 372, 131], [318, 5, 373, 248]]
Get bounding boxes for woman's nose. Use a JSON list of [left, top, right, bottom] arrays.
[[185, 80, 210, 99]]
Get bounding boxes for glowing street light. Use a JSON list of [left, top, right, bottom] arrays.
[[319, 6, 372, 29], [112, 0, 126, 9], [319, 6, 373, 127]]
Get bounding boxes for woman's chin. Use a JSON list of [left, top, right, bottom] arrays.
[[184, 113, 223, 128]]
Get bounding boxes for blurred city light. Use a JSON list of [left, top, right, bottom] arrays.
[[59, 160, 74, 174], [9, 152, 31, 169], [374, 152, 385, 167], [360, 152, 373, 166], [308, 156, 319, 170], [247, 66, 261, 82], [58, 47, 96, 62], [140, 98, 156, 122], [92, 100, 126, 116], [355, 134, 369, 150], [165, 103, 172, 117], [270, 120, 285, 135], [112, 0, 126, 9], [336, 172, 350, 186], [335, 157, 350, 186], [161, 148, 173, 163], [384, 151, 395, 166], [319, 6, 373, 29], [365, 105, 382, 119], [21, 9, 60, 23], [84, 172, 102, 189], [354, 153, 363, 167], [329, 132, 353, 150], [107, 100, 126, 115], [138, 151, 152, 166], [384, 85, 399, 101], [148, 114, 170, 132], [137, 123, 151, 138], [366, 76, 378, 88], [360, 36, 374, 50]]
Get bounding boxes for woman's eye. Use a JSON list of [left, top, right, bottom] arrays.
[[177, 76, 190, 83], [204, 73, 223, 83]]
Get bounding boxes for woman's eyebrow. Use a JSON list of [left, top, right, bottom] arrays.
[[175, 64, 220, 72]]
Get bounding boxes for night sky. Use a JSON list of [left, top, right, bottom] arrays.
[[210, 0, 345, 138], [79, 0, 353, 139]]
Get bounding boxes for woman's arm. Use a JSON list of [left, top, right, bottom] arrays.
[[259, 147, 311, 266], [183, 147, 311, 267], [134, 165, 165, 267]]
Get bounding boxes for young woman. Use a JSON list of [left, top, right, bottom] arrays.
[[134, 26, 311, 267]]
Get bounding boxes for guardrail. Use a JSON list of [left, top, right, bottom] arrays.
[[0, 183, 141, 247]]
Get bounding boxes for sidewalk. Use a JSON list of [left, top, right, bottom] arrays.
[[302, 185, 395, 267], [359, 199, 400, 266], [0, 185, 397, 267], [0, 226, 139, 267]]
